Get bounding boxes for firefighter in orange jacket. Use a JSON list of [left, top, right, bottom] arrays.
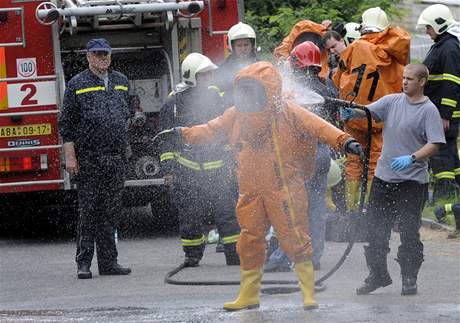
[[274, 20, 330, 79], [333, 7, 410, 211], [166, 61, 363, 311]]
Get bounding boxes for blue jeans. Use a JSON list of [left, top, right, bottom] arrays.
[[268, 144, 330, 267]]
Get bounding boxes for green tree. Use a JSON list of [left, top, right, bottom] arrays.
[[244, 0, 404, 53]]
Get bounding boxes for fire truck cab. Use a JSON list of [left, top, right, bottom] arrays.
[[0, 0, 243, 230]]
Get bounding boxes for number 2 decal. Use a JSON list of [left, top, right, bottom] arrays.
[[20, 84, 38, 105], [351, 64, 380, 101]]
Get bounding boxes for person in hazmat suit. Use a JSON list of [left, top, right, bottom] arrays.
[[274, 19, 330, 79], [322, 23, 361, 76], [416, 4, 460, 201], [217, 22, 258, 107], [163, 61, 364, 310], [158, 53, 240, 267], [264, 41, 337, 273], [332, 7, 410, 212]]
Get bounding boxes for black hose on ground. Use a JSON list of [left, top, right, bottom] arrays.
[[164, 100, 372, 291]]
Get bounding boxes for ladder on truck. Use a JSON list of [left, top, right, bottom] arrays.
[[36, 0, 204, 31]]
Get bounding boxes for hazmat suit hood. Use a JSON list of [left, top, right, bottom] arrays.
[[273, 20, 327, 59], [273, 20, 329, 78], [234, 61, 282, 114], [360, 27, 410, 66], [232, 61, 282, 147]]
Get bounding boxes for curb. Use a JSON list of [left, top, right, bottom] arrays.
[[421, 218, 454, 232]]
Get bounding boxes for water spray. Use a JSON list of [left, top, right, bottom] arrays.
[[161, 96, 373, 294]]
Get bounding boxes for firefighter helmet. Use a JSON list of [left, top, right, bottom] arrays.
[[227, 22, 256, 52], [289, 41, 321, 69], [181, 53, 217, 87], [343, 22, 361, 46], [361, 7, 389, 34], [327, 159, 342, 188], [416, 4, 456, 35]]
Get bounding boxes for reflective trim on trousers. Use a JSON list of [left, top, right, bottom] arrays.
[[434, 171, 455, 180], [222, 233, 240, 244], [181, 235, 206, 247]]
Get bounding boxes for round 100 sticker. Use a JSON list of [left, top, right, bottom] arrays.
[[16, 58, 37, 78]]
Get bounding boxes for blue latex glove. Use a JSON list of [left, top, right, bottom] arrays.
[[340, 107, 356, 121], [391, 155, 413, 172]]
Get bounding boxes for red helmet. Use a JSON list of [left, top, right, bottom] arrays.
[[289, 41, 321, 69]]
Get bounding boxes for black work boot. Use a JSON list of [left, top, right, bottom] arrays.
[[401, 276, 417, 295], [225, 254, 240, 266], [396, 254, 423, 296], [183, 257, 200, 267], [356, 271, 392, 295], [77, 263, 92, 279], [216, 239, 225, 253], [224, 242, 240, 266], [99, 263, 132, 275], [356, 246, 392, 295]]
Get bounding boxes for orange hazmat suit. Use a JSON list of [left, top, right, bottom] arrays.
[[333, 27, 410, 181], [181, 61, 352, 269], [274, 20, 330, 79]]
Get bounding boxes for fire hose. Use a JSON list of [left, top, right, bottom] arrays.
[[161, 98, 372, 293]]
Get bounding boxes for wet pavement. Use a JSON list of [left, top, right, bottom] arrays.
[[1, 227, 459, 322], [0, 303, 459, 323]]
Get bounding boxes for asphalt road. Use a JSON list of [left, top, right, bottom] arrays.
[[1, 225, 459, 322]]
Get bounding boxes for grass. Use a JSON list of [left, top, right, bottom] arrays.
[[422, 199, 457, 228]]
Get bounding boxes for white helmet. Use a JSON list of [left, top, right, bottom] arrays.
[[181, 53, 217, 87], [227, 22, 256, 52], [327, 159, 342, 188], [343, 22, 361, 46], [361, 7, 389, 34], [416, 4, 456, 35]]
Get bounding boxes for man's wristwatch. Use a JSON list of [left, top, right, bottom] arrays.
[[410, 154, 417, 163]]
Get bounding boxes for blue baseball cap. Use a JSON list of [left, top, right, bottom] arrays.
[[86, 38, 112, 53]]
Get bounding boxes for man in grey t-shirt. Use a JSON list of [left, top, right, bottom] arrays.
[[341, 63, 445, 296]]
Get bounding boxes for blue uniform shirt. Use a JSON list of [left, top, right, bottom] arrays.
[[59, 69, 132, 158]]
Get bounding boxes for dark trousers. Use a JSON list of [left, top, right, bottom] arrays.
[[430, 122, 459, 183], [75, 155, 126, 269], [171, 167, 240, 260], [366, 177, 427, 271]]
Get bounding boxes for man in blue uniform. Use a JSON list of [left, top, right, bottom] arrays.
[[59, 38, 132, 279]]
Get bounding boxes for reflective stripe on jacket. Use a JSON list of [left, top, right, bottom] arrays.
[[59, 69, 132, 157], [423, 32, 460, 121]]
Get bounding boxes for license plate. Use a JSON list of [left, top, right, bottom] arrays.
[[0, 123, 52, 138]]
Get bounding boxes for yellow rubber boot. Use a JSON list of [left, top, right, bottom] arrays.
[[223, 269, 262, 311], [294, 261, 319, 310], [346, 180, 360, 212], [326, 189, 337, 211], [365, 178, 373, 204]]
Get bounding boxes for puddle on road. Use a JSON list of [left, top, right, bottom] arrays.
[[1, 303, 459, 322]]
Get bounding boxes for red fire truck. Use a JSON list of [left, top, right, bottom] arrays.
[[0, 0, 243, 230]]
